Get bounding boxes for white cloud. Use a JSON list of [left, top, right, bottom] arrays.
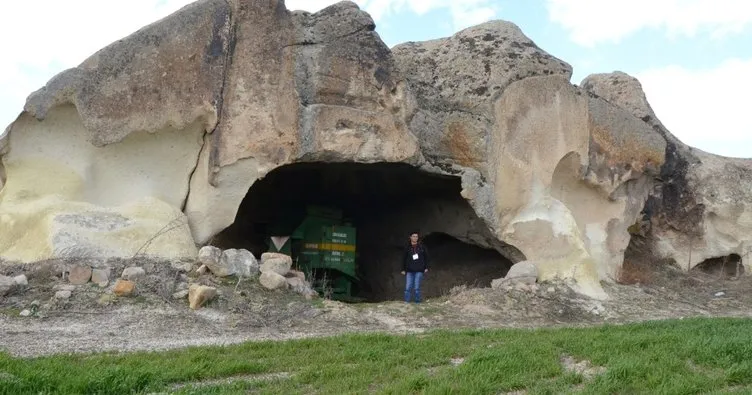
[[546, 0, 752, 47], [0, 0, 195, 131], [636, 58, 752, 158], [286, 0, 498, 31], [285, 0, 367, 13]]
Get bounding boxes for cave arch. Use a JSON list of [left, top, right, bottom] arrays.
[[213, 161, 518, 301]]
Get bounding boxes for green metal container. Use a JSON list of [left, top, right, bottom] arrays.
[[266, 205, 358, 300]]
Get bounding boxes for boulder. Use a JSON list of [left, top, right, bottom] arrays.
[[260, 253, 293, 276], [188, 284, 217, 309], [0, 275, 14, 296], [91, 268, 110, 287], [505, 261, 538, 284], [68, 265, 92, 285], [259, 272, 288, 290], [121, 267, 146, 281], [113, 279, 136, 297], [198, 245, 222, 267], [13, 275, 28, 286], [54, 290, 72, 299], [206, 248, 259, 277], [223, 249, 260, 277]]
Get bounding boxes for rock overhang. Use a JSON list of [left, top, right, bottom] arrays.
[[0, 0, 750, 300]]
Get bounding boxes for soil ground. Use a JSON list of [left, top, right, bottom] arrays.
[[2, 259, 752, 358]]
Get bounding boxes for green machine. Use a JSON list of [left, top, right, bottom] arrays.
[[266, 206, 359, 300]]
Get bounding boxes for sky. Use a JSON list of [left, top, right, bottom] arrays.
[[0, 0, 750, 158]]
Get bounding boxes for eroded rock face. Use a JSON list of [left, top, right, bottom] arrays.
[[392, 22, 613, 298], [0, 0, 229, 262], [581, 72, 752, 272], [1, 0, 749, 299], [185, 0, 421, 243]]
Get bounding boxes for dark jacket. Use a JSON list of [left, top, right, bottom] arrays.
[[402, 243, 430, 273]]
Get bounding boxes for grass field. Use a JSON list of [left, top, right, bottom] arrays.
[[2, 317, 752, 394]]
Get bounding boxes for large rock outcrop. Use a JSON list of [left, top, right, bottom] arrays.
[[582, 72, 752, 271], [0, 0, 232, 261], [0, 0, 749, 299]]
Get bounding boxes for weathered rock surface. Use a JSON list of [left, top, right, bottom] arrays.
[[582, 72, 752, 271], [0, 0, 750, 299], [184, 0, 421, 243], [0, 0, 224, 263]]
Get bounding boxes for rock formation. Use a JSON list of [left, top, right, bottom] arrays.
[[1, 0, 750, 299], [582, 72, 752, 272]]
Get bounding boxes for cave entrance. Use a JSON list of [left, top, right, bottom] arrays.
[[214, 162, 516, 302], [692, 254, 744, 278]]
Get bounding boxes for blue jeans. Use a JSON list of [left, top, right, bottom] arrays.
[[404, 271, 424, 303]]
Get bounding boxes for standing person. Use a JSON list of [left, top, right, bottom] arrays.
[[401, 231, 429, 303]]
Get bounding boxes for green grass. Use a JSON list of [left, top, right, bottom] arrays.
[[2, 317, 752, 394]]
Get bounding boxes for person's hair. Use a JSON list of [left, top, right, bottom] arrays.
[[409, 231, 419, 236]]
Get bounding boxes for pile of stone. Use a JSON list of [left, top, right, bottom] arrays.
[[197, 246, 318, 300], [6, 247, 317, 315], [258, 252, 318, 299]]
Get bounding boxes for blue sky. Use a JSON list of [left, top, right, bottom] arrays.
[[1, 0, 750, 158]]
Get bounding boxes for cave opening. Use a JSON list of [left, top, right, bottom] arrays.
[[214, 162, 516, 302], [692, 254, 744, 278]]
